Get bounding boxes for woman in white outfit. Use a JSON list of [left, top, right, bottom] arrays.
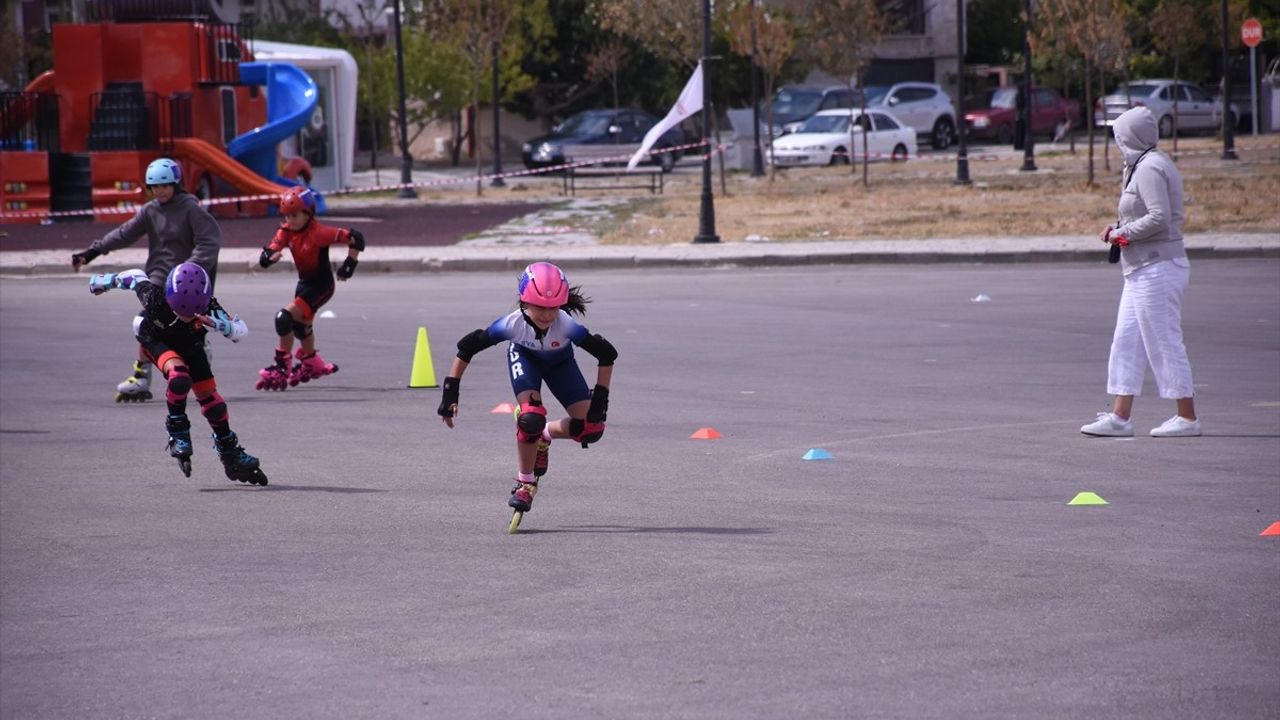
[[1081, 106, 1200, 438]]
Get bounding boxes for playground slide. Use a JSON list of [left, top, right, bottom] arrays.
[[3, 71, 57, 139], [227, 62, 316, 184], [171, 137, 289, 198]]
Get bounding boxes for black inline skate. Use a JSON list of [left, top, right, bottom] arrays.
[[213, 431, 268, 486], [166, 413, 193, 477]]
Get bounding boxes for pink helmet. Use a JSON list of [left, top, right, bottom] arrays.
[[518, 262, 568, 308]]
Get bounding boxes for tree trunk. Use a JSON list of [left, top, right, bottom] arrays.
[[1085, 58, 1094, 187]]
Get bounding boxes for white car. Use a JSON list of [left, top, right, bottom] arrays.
[[1094, 79, 1239, 137], [863, 82, 958, 150], [769, 108, 916, 166]]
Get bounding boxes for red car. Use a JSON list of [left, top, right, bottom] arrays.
[[964, 86, 1080, 144]]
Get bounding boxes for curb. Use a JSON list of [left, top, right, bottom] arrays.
[[2, 235, 1276, 277]]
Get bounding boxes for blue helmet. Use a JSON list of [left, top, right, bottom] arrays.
[[145, 158, 182, 186]]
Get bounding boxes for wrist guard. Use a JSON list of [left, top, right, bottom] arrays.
[[586, 385, 609, 423], [72, 247, 102, 270], [259, 247, 278, 268], [438, 377, 460, 418], [337, 256, 359, 279]]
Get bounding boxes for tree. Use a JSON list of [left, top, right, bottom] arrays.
[[724, 1, 798, 179], [803, 0, 886, 186], [1150, 0, 1205, 153], [1034, 0, 1128, 186]]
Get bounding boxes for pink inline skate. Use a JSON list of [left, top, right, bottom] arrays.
[[255, 349, 292, 391], [289, 348, 338, 386]]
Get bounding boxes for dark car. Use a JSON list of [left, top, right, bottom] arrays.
[[964, 86, 1080, 144], [521, 108, 686, 173], [764, 85, 860, 136]]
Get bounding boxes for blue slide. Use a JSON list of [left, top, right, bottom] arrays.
[[228, 61, 326, 213]]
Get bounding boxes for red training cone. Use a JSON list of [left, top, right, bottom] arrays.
[[491, 402, 516, 414], [1260, 521, 1280, 537], [690, 427, 723, 440]]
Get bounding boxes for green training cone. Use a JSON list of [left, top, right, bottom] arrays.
[[408, 327, 438, 388], [1067, 491, 1109, 506]]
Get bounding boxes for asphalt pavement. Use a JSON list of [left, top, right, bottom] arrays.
[[2, 261, 1277, 719]]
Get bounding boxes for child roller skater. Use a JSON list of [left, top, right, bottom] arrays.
[[437, 262, 617, 528], [255, 186, 364, 391], [88, 262, 269, 485], [71, 157, 222, 402]]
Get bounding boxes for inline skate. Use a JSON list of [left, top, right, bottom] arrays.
[[255, 349, 291, 391], [213, 431, 269, 485], [288, 349, 338, 386], [166, 413, 193, 477], [116, 361, 152, 402]]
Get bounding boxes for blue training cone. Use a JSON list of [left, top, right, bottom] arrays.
[[802, 448, 834, 461]]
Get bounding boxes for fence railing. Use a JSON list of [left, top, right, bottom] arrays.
[[0, 92, 60, 152]]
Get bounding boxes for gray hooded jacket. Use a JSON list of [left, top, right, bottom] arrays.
[[89, 191, 221, 284], [1111, 106, 1186, 274]]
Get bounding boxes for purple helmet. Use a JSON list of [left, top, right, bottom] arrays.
[[165, 262, 212, 316]]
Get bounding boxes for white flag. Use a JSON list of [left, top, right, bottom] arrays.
[[627, 63, 703, 170]]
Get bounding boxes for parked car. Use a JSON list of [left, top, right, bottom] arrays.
[[766, 84, 860, 136], [964, 86, 1080, 144], [863, 82, 957, 150], [769, 108, 916, 166], [521, 108, 686, 173], [1094, 79, 1239, 138]]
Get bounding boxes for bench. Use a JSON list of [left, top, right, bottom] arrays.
[[561, 144, 665, 196]]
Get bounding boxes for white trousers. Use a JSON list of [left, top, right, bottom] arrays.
[[1107, 259, 1194, 399]]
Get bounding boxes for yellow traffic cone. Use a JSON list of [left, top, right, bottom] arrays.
[[408, 327, 438, 388]]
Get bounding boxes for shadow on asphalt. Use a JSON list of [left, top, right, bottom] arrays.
[[517, 525, 772, 535], [197, 485, 386, 493]]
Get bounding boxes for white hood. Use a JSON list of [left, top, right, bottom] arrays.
[[1112, 106, 1158, 166]]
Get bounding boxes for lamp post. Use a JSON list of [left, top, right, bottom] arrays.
[[693, 0, 720, 244], [491, 38, 505, 186], [1220, 0, 1237, 160], [749, 1, 764, 178], [1020, 0, 1036, 172], [392, 0, 416, 198], [954, 0, 970, 185]]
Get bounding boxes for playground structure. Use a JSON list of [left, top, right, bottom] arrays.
[[0, 0, 337, 224]]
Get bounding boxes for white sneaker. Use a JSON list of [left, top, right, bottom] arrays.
[[1150, 415, 1201, 437], [1080, 412, 1134, 437]]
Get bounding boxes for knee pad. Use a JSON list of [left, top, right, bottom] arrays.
[[198, 390, 228, 424], [569, 418, 606, 446], [515, 402, 547, 444], [165, 365, 191, 402], [292, 321, 312, 339], [274, 310, 293, 337]]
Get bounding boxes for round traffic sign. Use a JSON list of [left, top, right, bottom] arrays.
[[1242, 17, 1262, 48]]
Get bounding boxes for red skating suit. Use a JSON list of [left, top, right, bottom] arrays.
[[266, 221, 352, 282]]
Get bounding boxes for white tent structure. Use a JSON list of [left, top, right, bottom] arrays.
[[248, 39, 358, 192]]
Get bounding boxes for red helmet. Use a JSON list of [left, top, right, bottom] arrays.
[[518, 262, 569, 308], [279, 186, 317, 216]]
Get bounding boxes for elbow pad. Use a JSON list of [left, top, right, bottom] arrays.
[[456, 328, 495, 362], [347, 228, 366, 251], [578, 333, 618, 366]]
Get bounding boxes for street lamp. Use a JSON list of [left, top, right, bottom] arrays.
[[749, 1, 764, 178], [391, 0, 416, 198], [1020, 0, 1036, 172], [954, 0, 970, 185], [1220, 0, 1237, 160], [693, 0, 720, 244], [491, 37, 506, 186]]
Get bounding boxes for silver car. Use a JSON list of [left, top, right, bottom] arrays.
[[863, 82, 957, 150], [1094, 79, 1239, 138]]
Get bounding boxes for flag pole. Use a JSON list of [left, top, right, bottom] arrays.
[[693, 0, 720, 244]]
